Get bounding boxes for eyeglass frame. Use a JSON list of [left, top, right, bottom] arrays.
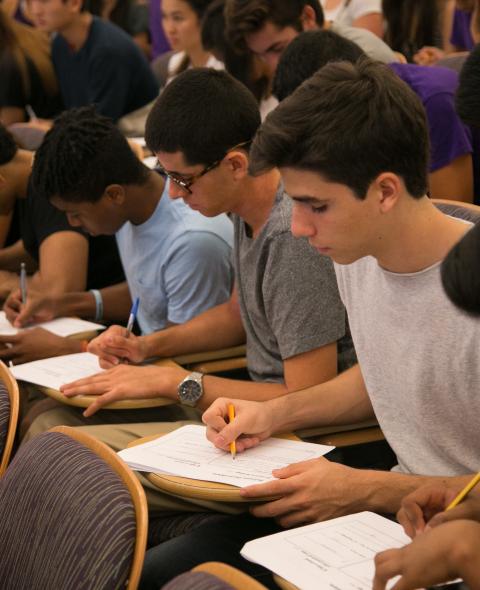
[[156, 140, 251, 194]]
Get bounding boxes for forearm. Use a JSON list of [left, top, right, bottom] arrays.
[[0, 241, 35, 272], [51, 282, 131, 321], [100, 282, 132, 322], [269, 364, 374, 433], [357, 470, 477, 515], [142, 300, 246, 358], [198, 376, 287, 411]]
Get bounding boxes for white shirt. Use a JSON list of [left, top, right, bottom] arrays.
[[321, 0, 382, 27]]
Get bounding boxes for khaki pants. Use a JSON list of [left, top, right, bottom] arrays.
[[24, 404, 246, 516]]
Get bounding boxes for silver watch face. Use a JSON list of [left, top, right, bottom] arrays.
[[179, 380, 202, 405]]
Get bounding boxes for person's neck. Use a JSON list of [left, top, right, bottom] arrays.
[[59, 12, 92, 51], [187, 45, 212, 68], [16, 150, 34, 199], [373, 196, 471, 273], [125, 170, 165, 225], [231, 169, 281, 237]]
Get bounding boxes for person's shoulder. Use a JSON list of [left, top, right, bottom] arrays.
[[394, 63, 458, 100], [332, 22, 397, 62], [88, 17, 140, 57], [264, 188, 294, 236]]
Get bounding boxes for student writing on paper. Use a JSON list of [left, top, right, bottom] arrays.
[[373, 223, 480, 590], [5, 105, 232, 374], [187, 59, 480, 586], [0, 122, 124, 362]]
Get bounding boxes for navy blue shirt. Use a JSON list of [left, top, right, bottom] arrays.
[[52, 17, 158, 121]]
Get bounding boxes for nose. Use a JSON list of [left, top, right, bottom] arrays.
[[162, 17, 176, 36], [290, 202, 315, 239]]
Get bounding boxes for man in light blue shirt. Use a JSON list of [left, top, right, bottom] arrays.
[[7, 107, 233, 353]]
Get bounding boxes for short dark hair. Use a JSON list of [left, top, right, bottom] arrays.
[[250, 58, 429, 199], [273, 30, 364, 101], [0, 124, 18, 166], [456, 43, 480, 127], [441, 222, 480, 315], [145, 68, 261, 165], [225, 0, 324, 52], [32, 106, 149, 203], [201, 0, 270, 101]]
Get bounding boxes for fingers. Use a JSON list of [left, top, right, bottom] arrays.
[[398, 485, 449, 537], [373, 549, 402, 590], [3, 290, 21, 323], [397, 502, 425, 538], [60, 373, 108, 397], [83, 391, 118, 417]]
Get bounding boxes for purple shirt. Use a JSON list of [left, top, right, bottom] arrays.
[[450, 8, 475, 51], [149, 0, 170, 59], [389, 63, 473, 174]]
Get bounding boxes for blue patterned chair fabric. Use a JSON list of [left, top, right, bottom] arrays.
[[162, 571, 236, 590], [0, 380, 11, 466], [0, 432, 137, 590]]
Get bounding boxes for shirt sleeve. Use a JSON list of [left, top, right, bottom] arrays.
[[424, 91, 473, 172], [162, 231, 233, 325], [347, 0, 382, 20], [263, 231, 346, 360]]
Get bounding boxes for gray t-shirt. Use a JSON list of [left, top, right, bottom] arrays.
[[334, 251, 480, 476], [331, 22, 399, 64], [234, 186, 352, 383]]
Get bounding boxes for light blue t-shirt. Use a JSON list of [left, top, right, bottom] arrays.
[[116, 178, 233, 334]]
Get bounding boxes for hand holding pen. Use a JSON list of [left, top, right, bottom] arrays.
[[125, 297, 140, 338]]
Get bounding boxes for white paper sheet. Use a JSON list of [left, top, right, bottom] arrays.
[[0, 311, 105, 337], [118, 424, 334, 487], [241, 512, 411, 590], [10, 352, 104, 390]]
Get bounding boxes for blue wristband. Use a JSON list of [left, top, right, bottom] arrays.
[[89, 289, 103, 322]]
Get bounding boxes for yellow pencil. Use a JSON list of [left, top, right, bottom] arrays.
[[446, 472, 480, 511], [228, 403, 236, 460]]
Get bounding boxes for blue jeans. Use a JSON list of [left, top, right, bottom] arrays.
[[140, 514, 282, 590]]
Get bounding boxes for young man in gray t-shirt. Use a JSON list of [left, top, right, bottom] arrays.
[[204, 59, 480, 526]]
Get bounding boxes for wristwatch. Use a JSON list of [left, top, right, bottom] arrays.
[[178, 371, 204, 407]]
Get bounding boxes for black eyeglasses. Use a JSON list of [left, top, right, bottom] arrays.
[[157, 141, 251, 194]]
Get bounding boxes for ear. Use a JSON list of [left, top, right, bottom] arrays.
[[69, 0, 83, 13], [0, 173, 6, 188], [370, 172, 402, 213], [301, 5, 318, 31], [223, 150, 249, 180], [103, 184, 126, 205]]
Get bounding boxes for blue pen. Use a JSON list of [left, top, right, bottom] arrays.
[[20, 262, 27, 305], [125, 297, 140, 338]]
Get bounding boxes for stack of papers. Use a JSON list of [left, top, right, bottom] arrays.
[[10, 352, 104, 390], [0, 311, 105, 337], [118, 424, 334, 488], [241, 512, 410, 590]]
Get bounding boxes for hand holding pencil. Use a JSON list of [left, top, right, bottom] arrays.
[[202, 397, 275, 454], [397, 475, 480, 538]]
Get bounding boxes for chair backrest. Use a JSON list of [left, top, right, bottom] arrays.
[[0, 425, 147, 590], [433, 199, 480, 224], [0, 361, 19, 476]]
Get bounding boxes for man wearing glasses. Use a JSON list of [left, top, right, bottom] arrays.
[[25, 71, 354, 512]]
